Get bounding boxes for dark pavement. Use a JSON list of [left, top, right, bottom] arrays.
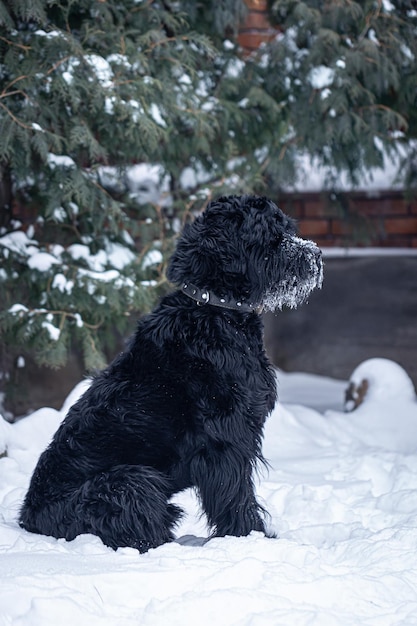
[[264, 255, 417, 387]]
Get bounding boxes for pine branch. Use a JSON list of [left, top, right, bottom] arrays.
[[0, 101, 33, 130], [0, 35, 30, 51]]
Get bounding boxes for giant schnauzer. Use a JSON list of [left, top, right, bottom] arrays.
[[19, 195, 323, 552]]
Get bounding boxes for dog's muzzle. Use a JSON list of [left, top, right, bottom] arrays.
[[263, 236, 323, 311]]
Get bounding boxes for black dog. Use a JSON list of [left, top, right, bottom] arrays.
[[19, 195, 323, 552]]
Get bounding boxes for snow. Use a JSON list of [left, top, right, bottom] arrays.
[[27, 252, 60, 272], [67, 242, 135, 272], [84, 55, 113, 88], [125, 163, 172, 207], [1, 359, 417, 624], [34, 30, 62, 40], [47, 154, 76, 169], [8, 303, 29, 315], [283, 144, 412, 192], [41, 321, 60, 341], [77, 268, 121, 284], [67, 243, 103, 268], [0, 230, 37, 256], [322, 247, 417, 258], [142, 249, 163, 269], [52, 206, 67, 222], [106, 243, 136, 270], [105, 138, 414, 200], [308, 65, 335, 90], [348, 358, 416, 404], [149, 103, 167, 128], [52, 273, 74, 294], [263, 237, 323, 311], [382, 0, 395, 11], [225, 58, 245, 79]]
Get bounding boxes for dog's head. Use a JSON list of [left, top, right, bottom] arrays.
[[167, 195, 323, 311]]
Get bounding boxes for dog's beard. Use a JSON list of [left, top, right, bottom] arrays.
[[262, 236, 323, 311]]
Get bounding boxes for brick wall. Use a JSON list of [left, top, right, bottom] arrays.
[[13, 192, 416, 249], [238, 0, 277, 51], [277, 191, 417, 248]]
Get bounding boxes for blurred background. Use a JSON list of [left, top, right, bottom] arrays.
[[1, 0, 416, 418]]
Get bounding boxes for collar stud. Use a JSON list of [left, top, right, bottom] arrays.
[[181, 282, 255, 313]]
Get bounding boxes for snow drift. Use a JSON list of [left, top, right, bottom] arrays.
[[1, 360, 417, 625]]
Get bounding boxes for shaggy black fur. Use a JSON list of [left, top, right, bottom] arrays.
[[19, 195, 323, 552]]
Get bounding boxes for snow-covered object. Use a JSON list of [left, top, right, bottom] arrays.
[[325, 359, 417, 454], [308, 65, 335, 89], [2, 371, 417, 623], [345, 357, 416, 410], [141, 249, 163, 269], [282, 141, 416, 193], [0, 415, 12, 455], [126, 164, 172, 207], [98, 164, 172, 207]]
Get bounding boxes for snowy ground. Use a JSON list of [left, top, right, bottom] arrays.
[[1, 360, 417, 626]]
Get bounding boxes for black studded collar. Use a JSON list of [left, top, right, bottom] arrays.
[[181, 282, 256, 313]]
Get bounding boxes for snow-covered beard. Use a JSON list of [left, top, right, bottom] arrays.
[[262, 236, 323, 311]]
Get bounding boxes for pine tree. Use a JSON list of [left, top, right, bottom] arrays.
[[2, 0, 416, 412], [263, 0, 417, 188], [0, 2, 218, 374], [1, 0, 280, 409]]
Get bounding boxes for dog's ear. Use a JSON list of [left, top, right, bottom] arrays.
[[166, 206, 244, 289]]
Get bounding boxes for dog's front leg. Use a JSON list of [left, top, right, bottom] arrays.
[[191, 446, 268, 538]]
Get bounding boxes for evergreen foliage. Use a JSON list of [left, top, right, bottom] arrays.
[[1, 0, 416, 406], [265, 0, 417, 187], [0, 0, 257, 381]]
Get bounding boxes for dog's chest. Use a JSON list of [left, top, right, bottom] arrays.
[[191, 319, 277, 421]]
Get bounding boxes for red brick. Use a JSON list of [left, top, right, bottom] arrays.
[[238, 31, 275, 50], [13, 202, 38, 223], [303, 199, 341, 218], [331, 219, 354, 236], [308, 236, 335, 248], [351, 197, 408, 216], [240, 12, 272, 30], [383, 217, 417, 235], [278, 198, 304, 219], [303, 199, 326, 217], [298, 219, 330, 237], [326, 237, 344, 246], [244, 0, 269, 9], [276, 191, 417, 248], [376, 235, 411, 247]]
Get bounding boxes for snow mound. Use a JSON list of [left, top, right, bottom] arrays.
[[345, 357, 416, 410], [0, 414, 12, 455], [2, 370, 417, 625]]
